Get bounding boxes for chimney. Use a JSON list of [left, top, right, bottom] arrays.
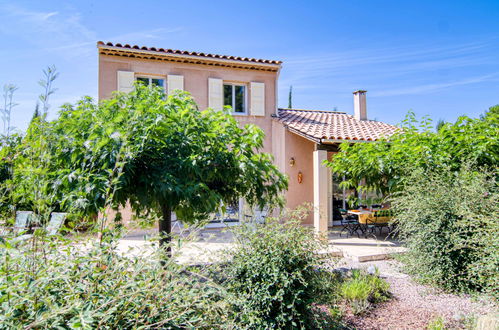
[[353, 90, 367, 121]]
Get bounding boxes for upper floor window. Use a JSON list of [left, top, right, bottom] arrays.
[[224, 84, 246, 114], [136, 76, 165, 89]]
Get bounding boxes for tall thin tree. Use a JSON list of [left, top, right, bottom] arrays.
[[288, 85, 293, 109], [38, 65, 59, 118], [435, 119, 446, 132], [30, 102, 41, 125], [1, 84, 18, 137]]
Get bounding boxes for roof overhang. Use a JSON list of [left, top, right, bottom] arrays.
[[282, 124, 374, 145], [98, 44, 282, 73], [320, 138, 370, 144]]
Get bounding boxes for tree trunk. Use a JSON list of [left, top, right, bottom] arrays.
[[159, 203, 172, 256]]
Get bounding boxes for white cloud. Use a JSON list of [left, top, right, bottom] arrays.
[[0, 3, 184, 59], [371, 73, 499, 97], [0, 3, 96, 58], [279, 37, 499, 97]]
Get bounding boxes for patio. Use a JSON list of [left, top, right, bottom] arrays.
[[116, 226, 406, 264]]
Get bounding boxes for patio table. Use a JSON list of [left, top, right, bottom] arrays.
[[348, 209, 393, 223], [347, 209, 394, 237]]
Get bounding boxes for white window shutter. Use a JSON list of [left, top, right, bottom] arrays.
[[208, 78, 223, 111], [117, 71, 135, 93], [167, 75, 184, 94], [250, 82, 265, 116]]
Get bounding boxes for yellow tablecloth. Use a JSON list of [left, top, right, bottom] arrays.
[[348, 210, 394, 224]]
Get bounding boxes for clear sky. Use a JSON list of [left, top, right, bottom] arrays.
[[1, 0, 498, 131]]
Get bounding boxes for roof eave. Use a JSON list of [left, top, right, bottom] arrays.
[[321, 138, 372, 144], [98, 45, 282, 71]]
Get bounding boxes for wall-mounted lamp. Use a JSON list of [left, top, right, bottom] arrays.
[[297, 171, 303, 183], [289, 157, 295, 167]]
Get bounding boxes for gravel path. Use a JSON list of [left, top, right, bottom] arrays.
[[335, 259, 497, 329]]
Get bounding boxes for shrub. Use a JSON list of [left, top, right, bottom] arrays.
[[427, 316, 446, 330], [223, 212, 337, 329], [0, 237, 233, 329], [340, 269, 390, 314], [392, 165, 498, 297]]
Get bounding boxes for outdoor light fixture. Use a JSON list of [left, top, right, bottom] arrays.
[[297, 171, 303, 183], [289, 157, 295, 167]]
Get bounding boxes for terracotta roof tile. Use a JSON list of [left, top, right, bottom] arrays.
[[277, 108, 399, 142], [97, 41, 282, 65]]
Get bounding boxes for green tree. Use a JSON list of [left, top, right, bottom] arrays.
[[13, 85, 287, 246], [327, 107, 499, 199], [288, 85, 293, 108], [31, 102, 41, 123], [112, 87, 288, 247], [435, 118, 446, 132]]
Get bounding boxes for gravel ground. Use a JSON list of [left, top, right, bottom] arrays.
[[335, 259, 497, 329]]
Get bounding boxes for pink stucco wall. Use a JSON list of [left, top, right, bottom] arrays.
[[98, 53, 328, 226], [282, 131, 315, 224], [98, 55, 278, 153]]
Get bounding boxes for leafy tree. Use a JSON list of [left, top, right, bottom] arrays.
[[9, 85, 287, 246], [111, 86, 288, 247], [327, 107, 499, 199], [31, 103, 41, 123], [7, 67, 60, 222], [435, 118, 446, 132], [392, 164, 498, 296]]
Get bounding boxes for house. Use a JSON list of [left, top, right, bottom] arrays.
[[97, 41, 398, 233]]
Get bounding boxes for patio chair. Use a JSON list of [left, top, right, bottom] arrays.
[[44, 212, 67, 236], [3, 211, 35, 242], [13, 211, 34, 234], [12, 212, 67, 242], [339, 209, 361, 238]]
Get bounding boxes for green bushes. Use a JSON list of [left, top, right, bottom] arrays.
[[329, 106, 498, 297], [0, 219, 342, 329], [0, 210, 394, 328], [339, 269, 390, 315], [0, 238, 232, 329], [223, 215, 336, 329], [392, 165, 498, 297]]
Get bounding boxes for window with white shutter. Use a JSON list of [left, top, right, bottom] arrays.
[[117, 71, 135, 93], [250, 82, 265, 116], [208, 78, 223, 111], [167, 75, 184, 94]]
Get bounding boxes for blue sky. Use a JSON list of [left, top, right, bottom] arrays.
[[1, 0, 498, 131]]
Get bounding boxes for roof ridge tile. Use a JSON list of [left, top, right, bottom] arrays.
[[97, 41, 282, 65]]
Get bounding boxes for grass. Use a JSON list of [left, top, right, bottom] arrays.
[[339, 269, 391, 315]]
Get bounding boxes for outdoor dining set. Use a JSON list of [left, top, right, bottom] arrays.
[[339, 207, 397, 238]]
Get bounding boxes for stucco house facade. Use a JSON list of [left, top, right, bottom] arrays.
[[97, 41, 398, 233]]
